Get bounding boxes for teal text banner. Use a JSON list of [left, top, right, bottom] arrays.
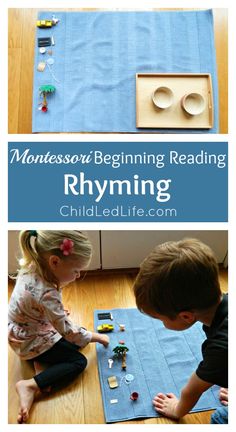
[[8, 141, 228, 222]]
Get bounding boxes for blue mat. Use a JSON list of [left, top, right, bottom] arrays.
[[32, 10, 219, 133], [94, 308, 221, 423]]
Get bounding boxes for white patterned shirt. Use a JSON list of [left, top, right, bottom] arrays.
[[8, 272, 92, 360]]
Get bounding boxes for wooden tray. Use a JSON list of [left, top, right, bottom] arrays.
[[136, 73, 213, 129]]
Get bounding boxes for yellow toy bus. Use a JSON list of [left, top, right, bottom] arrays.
[[37, 17, 59, 28], [37, 20, 53, 28]]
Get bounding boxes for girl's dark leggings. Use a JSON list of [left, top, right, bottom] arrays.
[[32, 337, 87, 390]]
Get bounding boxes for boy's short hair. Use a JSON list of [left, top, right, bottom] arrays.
[[134, 238, 221, 318]]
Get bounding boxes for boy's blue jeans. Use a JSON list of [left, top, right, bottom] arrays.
[[211, 406, 228, 424]]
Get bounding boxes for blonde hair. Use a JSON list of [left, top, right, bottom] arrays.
[[134, 238, 221, 318], [19, 230, 92, 287]]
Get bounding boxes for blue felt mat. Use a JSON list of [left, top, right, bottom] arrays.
[[94, 308, 221, 423], [32, 10, 219, 133]]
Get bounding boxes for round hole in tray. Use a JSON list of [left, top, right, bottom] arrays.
[[182, 92, 205, 116], [152, 86, 174, 109]]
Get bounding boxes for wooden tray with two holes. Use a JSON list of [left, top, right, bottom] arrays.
[[136, 73, 213, 129]]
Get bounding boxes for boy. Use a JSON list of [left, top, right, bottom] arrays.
[[133, 238, 228, 423]]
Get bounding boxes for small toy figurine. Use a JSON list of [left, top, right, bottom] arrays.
[[52, 15, 60, 26], [113, 343, 129, 370], [97, 324, 114, 333], [119, 324, 125, 331], [38, 84, 56, 112]]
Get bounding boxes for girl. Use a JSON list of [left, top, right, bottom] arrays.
[[8, 230, 109, 423]]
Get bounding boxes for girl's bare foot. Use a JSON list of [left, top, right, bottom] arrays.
[[15, 378, 38, 423], [219, 388, 228, 406]]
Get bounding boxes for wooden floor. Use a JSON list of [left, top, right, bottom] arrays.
[[8, 8, 228, 134], [8, 268, 228, 424]]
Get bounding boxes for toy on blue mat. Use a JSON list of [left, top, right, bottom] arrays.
[[98, 312, 113, 320], [38, 84, 56, 112], [120, 374, 138, 402], [113, 343, 129, 370], [108, 359, 114, 369], [97, 312, 125, 332], [97, 323, 114, 333], [130, 392, 139, 401], [112, 317, 126, 331], [107, 375, 118, 389], [37, 16, 60, 28], [38, 37, 52, 47], [124, 374, 134, 384]]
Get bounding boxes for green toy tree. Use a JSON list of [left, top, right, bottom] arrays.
[[113, 344, 129, 370], [39, 85, 56, 112], [39, 85, 56, 94]]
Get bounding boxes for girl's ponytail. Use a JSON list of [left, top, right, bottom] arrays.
[[19, 230, 39, 269]]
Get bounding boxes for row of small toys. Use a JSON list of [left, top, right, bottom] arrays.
[[37, 16, 59, 112], [98, 312, 139, 402], [97, 312, 125, 333]]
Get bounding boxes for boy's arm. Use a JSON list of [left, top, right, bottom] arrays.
[[153, 372, 212, 419], [175, 372, 213, 417]]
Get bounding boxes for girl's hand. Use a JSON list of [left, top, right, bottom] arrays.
[[90, 332, 110, 347], [97, 334, 110, 347]]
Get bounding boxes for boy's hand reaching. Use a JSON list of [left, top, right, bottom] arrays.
[[90, 332, 110, 347], [152, 393, 179, 419], [152, 372, 213, 419]]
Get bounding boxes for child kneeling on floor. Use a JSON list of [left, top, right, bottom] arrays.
[[8, 230, 109, 424], [133, 238, 228, 424]]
